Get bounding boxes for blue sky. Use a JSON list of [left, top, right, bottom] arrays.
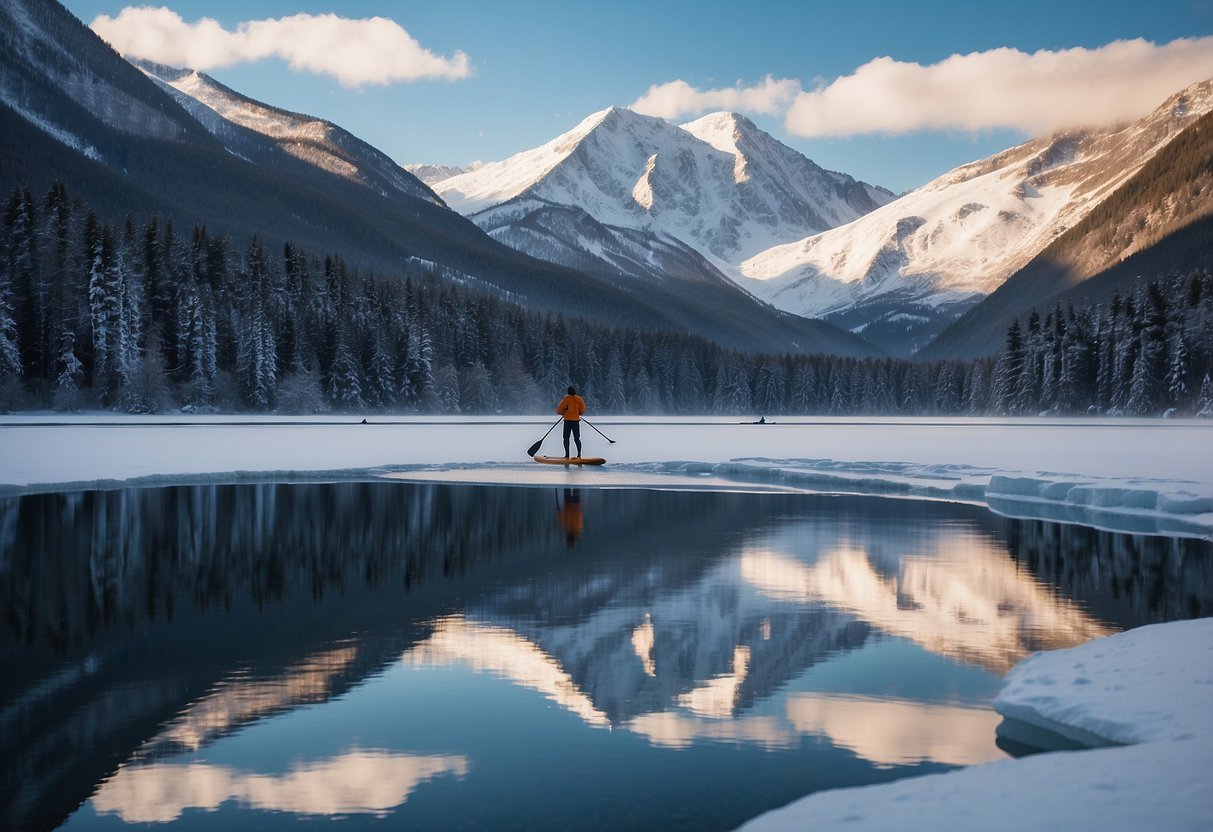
[[63, 0, 1213, 193]]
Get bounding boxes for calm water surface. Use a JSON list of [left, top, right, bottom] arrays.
[[1, 483, 1209, 831]]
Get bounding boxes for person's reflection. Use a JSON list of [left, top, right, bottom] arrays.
[[557, 489, 583, 547]]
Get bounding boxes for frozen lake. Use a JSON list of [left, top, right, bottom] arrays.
[[2, 480, 1209, 831], [2, 415, 1211, 535]]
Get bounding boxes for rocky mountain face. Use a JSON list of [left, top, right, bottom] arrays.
[[922, 98, 1213, 359], [741, 79, 1213, 355], [421, 107, 894, 282]]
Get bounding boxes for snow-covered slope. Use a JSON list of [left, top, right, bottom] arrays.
[[405, 162, 480, 186], [424, 107, 894, 277], [472, 196, 741, 285], [0, 0, 207, 156], [134, 60, 442, 206], [743, 79, 1213, 354]]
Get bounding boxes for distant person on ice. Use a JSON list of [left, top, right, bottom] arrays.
[[556, 386, 586, 458]]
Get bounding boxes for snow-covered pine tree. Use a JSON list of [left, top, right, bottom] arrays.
[[327, 332, 364, 411], [236, 240, 278, 409], [0, 254, 22, 379], [52, 326, 83, 410], [37, 183, 72, 384], [992, 319, 1024, 414], [965, 362, 989, 415], [674, 350, 705, 412], [497, 352, 541, 412], [934, 363, 960, 414], [1057, 326, 1090, 414], [366, 328, 397, 410], [431, 363, 460, 414], [3, 189, 38, 381], [1197, 373, 1213, 418], [88, 222, 122, 405], [602, 348, 627, 413], [901, 364, 925, 414], [859, 366, 879, 415], [460, 360, 497, 413], [116, 219, 144, 394], [1126, 284, 1168, 415], [1093, 310, 1114, 411], [631, 364, 658, 413], [1166, 332, 1189, 406]]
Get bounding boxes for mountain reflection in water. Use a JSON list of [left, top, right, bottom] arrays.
[[1, 482, 1209, 831]]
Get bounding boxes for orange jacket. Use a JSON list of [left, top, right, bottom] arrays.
[[557, 394, 586, 421]]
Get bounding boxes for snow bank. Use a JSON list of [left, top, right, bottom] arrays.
[[734, 738, 1212, 832], [737, 618, 1213, 832], [1, 415, 1209, 537], [987, 475, 1213, 538], [637, 458, 993, 501], [993, 618, 1213, 747]]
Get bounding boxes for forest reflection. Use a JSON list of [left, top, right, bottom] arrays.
[[1, 482, 1209, 830]]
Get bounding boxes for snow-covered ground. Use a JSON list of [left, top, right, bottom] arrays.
[[1, 415, 1209, 537], [737, 618, 1213, 832]]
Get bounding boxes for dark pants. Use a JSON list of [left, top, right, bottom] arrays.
[[562, 420, 582, 457]]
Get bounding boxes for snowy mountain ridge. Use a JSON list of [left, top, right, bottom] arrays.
[[405, 162, 482, 186], [741, 78, 1213, 353], [133, 60, 442, 206], [422, 106, 895, 277]]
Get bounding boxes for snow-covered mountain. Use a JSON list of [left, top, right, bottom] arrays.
[[742, 78, 1213, 354], [405, 162, 481, 186], [421, 107, 894, 280], [134, 59, 441, 206], [923, 94, 1213, 359]]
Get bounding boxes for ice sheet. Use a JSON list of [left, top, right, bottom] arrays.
[[1, 415, 1209, 536]]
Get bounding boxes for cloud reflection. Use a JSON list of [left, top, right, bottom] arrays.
[[786, 694, 1003, 767], [628, 710, 793, 750], [90, 749, 469, 823], [628, 693, 1003, 766]]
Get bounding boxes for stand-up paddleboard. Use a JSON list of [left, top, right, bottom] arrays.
[[534, 455, 606, 466]]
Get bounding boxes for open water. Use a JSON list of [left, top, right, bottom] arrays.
[[1, 482, 1209, 831]]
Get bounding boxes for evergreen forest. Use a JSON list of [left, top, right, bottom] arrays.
[[3, 184, 1211, 417]]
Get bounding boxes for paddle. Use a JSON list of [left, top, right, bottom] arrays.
[[527, 419, 562, 456], [582, 418, 616, 444]]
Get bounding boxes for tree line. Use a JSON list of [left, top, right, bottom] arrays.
[[2, 183, 1211, 416], [990, 274, 1213, 417]]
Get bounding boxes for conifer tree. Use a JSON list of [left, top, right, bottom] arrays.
[[992, 319, 1024, 414], [1197, 373, 1213, 418]]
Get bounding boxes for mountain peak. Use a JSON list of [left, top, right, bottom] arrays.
[[680, 111, 759, 155]]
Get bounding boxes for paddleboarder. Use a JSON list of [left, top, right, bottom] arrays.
[[556, 386, 586, 458]]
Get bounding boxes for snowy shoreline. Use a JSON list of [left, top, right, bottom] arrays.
[[2, 415, 1210, 538], [736, 618, 1213, 832]]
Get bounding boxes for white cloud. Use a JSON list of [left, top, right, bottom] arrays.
[[90, 7, 472, 87], [785, 37, 1213, 138], [631, 75, 801, 120]]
